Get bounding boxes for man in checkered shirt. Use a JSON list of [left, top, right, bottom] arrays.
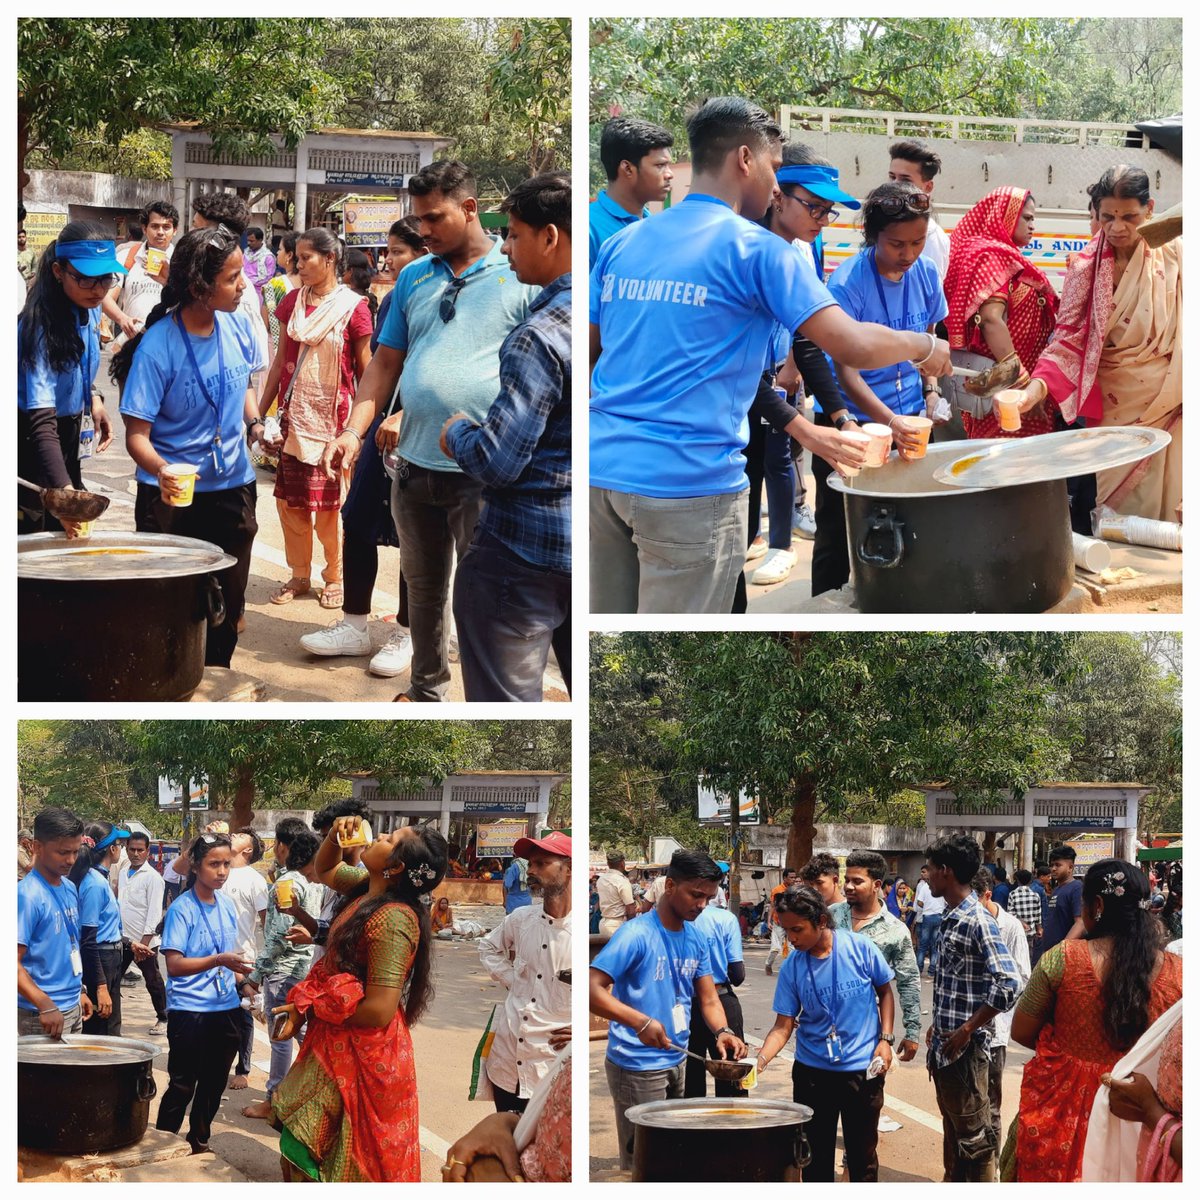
[[923, 834, 1021, 1182], [1006, 868, 1043, 958]]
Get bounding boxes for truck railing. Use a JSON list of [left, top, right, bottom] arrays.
[[781, 105, 1154, 149]]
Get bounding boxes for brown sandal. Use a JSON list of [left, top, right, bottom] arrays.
[[270, 578, 310, 605], [318, 583, 344, 610]]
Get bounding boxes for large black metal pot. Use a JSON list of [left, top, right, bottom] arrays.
[[18, 532, 235, 701], [628, 1097, 813, 1182], [18, 1034, 160, 1154], [828, 441, 1073, 613]]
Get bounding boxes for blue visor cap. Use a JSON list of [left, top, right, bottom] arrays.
[[56, 239, 128, 276], [776, 165, 861, 211]]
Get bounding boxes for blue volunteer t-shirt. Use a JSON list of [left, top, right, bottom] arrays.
[[592, 907, 713, 1070], [772, 931, 894, 1072], [18, 308, 103, 417], [824, 249, 947, 420], [1042, 878, 1083, 951], [161, 889, 242, 1013], [120, 308, 264, 492], [589, 189, 651, 271], [693, 904, 744, 985], [589, 193, 837, 498], [17, 869, 84, 1011], [375, 237, 537, 472], [79, 868, 123, 943]]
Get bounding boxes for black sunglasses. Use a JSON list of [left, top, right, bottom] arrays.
[[874, 191, 932, 217], [439, 276, 469, 323]]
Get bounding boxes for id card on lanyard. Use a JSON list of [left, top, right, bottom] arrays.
[[37, 871, 83, 976], [177, 312, 227, 477], [651, 913, 692, 1037], [192, 892, 233, 996], [805, 933, 842, 1063], [869, 250, 913, 401], [77, 325, 95, 461]]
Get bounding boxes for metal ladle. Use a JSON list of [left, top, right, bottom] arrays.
[[17, 476, 110, 524], [951, 354, 1023, 397], [682, 1046, 755, 1083]]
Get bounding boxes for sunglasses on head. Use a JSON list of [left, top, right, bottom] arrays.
[[439, 276, 469, 323], [875, 191, 932, 217]]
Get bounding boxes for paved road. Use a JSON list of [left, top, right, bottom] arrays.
[[590, 936, 1032, 1182], [69, 352, 567, 703], [106, 906, 510, 1182]]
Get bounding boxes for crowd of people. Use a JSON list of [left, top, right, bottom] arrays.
[[17, 162, 572, 702], [588, 839, 1183, 1182], [17, 804, 573, 1181], [588, 99, 1182, 612]]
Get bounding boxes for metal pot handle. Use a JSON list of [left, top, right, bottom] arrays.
[[206, 576, 227, 628], [793, 1127, 812, 1169], [137, 1073, 157, 1102], [857, 505, 905, 569]]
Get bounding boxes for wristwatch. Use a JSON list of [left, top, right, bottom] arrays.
[[833, 412, 855, 431], [715, 1026, 736, 1037], [879, 1033, 896, 1045]]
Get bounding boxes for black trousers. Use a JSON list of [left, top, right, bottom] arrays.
[[342, 524, 409, 624], [156, 1008, 242, 1150], [120, 939, 168, 1022], [791, 1060, 884, 1182], [491, 1080, 529, 1115], [452, 535, 571, 702], [135, 481, 258, 667], [82, 943, 125, 1038], [683, 986, 745, 1098], [810, 414, 851, 596]]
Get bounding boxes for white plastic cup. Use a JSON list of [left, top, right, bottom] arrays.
[[860, 423, 893, 468], [1097, 515, 1183, 551], [836, 429, 872, 478], [1072, 532, 1112, 573], [162, 464, 199, 507]]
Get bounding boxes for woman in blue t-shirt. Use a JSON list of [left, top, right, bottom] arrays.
[[112, 228, 264, 668], [756, 884, 896, 1182], [813, 181, 950, 595], [17, 222, 124, 534], [155, 832, 254, 1154], [68, 820, 129, 1037]]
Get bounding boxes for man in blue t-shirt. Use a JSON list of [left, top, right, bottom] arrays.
[[17, 806, 94, 1037], [590, 849, 748, 1170], [322, 160, 537, 702], [1042, 845, 1085, 952], [589, 96, 952, 614], [589, 117, 674, 270], [684, 901, 746, 1098], [502, 857, 532, 913]]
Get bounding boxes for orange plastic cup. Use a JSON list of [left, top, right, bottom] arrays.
[[861, 423, 893, 468], [995, 391, 1024, 433], [896, 415, 934, 459], [275, 878, 293, 908], [145, 246, 167, 275], [162, 464, 198, 507], [337, 819, 373, 848]]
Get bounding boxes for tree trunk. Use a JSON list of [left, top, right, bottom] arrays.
[[983, 831, 997, 863], [786, 774, 818, 869], [729, 788, 741, 911], [231, 765, 255, 830]]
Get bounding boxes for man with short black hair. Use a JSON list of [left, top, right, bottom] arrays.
[[242, 225, 275, 304], [1007, 868, 1042, 958], [590, 117, 675, 268], [799, 852, 844, 905], [684, 897, 745, 1098], [116, 831, 168, 1035], [887, 139, 949, 281], [764, 867, 797, 974], [223, 825, 269, 1091], [1030, 861, 1052, 963], [914, 860, 947, 976], [442, 171, 572, 702], [924, 835, 1020, 1182], [1041, 844, 1085, 951], [18, 807, 94, 1037], [596, 852, 636, 936], [104, 199, 179, 342], [324, 160, 539, 702], [590, 849, 747, 1170], [590, 96, 951, 614]]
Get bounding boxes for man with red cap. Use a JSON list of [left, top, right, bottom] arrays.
[[478, 830, 572, 1113]]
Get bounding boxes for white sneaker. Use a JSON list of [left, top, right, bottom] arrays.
[[745, 537, 768, 562], [369, 628, 413, 677], [878, 1115, 903, 1132], [750, 548, 797, 585], [148, 1018, 167, 1036], [300, 619, 372, 657], [792, 503, 817, 539]]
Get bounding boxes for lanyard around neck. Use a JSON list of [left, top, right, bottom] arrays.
[[175, 311, 226, 454], [34, 868, 80, 944], [804, 932, 840, 1032], [191, 890, 230, 956]]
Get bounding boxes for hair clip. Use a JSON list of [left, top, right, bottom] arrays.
[[407, 862, 438, 889], [81, 835, 95, 848]]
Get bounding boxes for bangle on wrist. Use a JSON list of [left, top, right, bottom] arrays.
[[38, 1006, 59, 1015], [636, 1017, 653, 1035], [912, 331, 937, 367], [342, 427, 363, 444]]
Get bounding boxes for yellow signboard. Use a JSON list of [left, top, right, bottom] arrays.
[[342, 200, 402, 248], [23, 210, 68, 256], [476, 819, 528, 855]]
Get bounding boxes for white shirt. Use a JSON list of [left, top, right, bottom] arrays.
[[921, 218, 950, 283], [642, 876, 667, 908], [478, 903, 572, 1098], [117, 860, 165, 945], [596, 869, 634, 923], [236, 272, 270, 372], [113, 242, 175, 339], [915, 880, 947, 919], [986, 901, 1031, 1047], [222, 864, 269, 960]]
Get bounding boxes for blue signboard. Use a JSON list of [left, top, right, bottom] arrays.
[[325, 171, 409, 189], [463, 799, 528, 813], [1047, 817, 1115, 829]]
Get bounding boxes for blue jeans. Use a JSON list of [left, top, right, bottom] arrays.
[[748, 423, 796, 550], [265, 974, 305, 1097], [917, 914, 943, 976]]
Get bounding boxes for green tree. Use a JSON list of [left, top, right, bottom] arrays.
[[18, 18, 345, 189]]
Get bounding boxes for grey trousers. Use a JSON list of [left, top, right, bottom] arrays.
[[605, 1057, 684, 1171], [391, 463, 482, 701], [590, 486, 749, 614], [18, 1002, 83, 1035]]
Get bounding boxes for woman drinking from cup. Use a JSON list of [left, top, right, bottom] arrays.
[[1009, 166, 1181, 521], [258, 228, 372, 610], [813, 181, 947, 594], [155, 832, 255, 1155], [755, 884, 897, 1182], [270, 815, 447, 1181], [112, 226, 264, 668], [18, 222, 124, 535], [943, 187, 1059, 439]]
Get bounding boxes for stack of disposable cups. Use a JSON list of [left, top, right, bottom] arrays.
[[1095, 514, 1183, 552]]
